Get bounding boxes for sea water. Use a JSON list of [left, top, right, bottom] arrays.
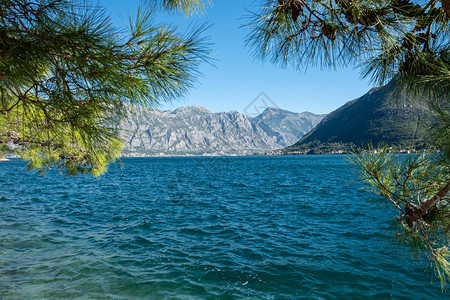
[[0, 156, 444, 298]]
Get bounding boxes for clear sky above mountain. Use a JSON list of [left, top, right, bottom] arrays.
[[100, 0, 373, 115]]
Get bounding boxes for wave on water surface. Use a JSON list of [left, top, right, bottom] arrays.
[[0, 156, 445, 298]]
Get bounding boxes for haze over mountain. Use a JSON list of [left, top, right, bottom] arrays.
[[119, 106, 324, 156], [283, 83, 437, 154]]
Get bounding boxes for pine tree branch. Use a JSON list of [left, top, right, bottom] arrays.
[[441, 0, 450, 17], [405, 181, 450, 227]]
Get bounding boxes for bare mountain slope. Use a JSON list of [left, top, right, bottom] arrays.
[[120, 106, 324, 155]]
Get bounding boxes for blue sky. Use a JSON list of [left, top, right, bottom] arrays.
[[100, 0, 373, 115]]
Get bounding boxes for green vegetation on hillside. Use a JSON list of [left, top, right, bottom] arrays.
[[283, 83, 437, 154]]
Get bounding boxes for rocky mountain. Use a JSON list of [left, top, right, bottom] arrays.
[[119, 106, 324, 156], [283, 83, 437, 154], [254, 108, 323, 145]]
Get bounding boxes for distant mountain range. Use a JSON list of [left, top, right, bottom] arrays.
[[120, 82, 437, 156], [119, 106, 324, 156], [283, 83, 437, 154]]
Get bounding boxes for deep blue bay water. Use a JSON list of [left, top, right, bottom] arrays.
[[0, 156, 445, 299]]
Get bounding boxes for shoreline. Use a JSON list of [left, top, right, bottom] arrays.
[[119, 148, 428, 158], [118, 153, 346, 158]]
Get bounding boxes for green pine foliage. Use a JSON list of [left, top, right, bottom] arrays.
[[0, 0, 210, 175], [350, 149, 450, 288], [246, 0, 449, 85], [246, 0, 449, 288], [153, 0, 211, 15]]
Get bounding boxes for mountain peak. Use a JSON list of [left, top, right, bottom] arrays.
[[262, 107, 285, 113], [263, 107, 282, 112], [172, 105, 212, 114], [283, 83, 436, 154], [256, 107, 293, 118]]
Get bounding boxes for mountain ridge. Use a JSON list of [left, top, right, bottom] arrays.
[[282, 83, 437, 154], [119, 105, 325, 156]]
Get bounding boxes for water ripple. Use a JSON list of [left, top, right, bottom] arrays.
[[0, 156, 444, 298]]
